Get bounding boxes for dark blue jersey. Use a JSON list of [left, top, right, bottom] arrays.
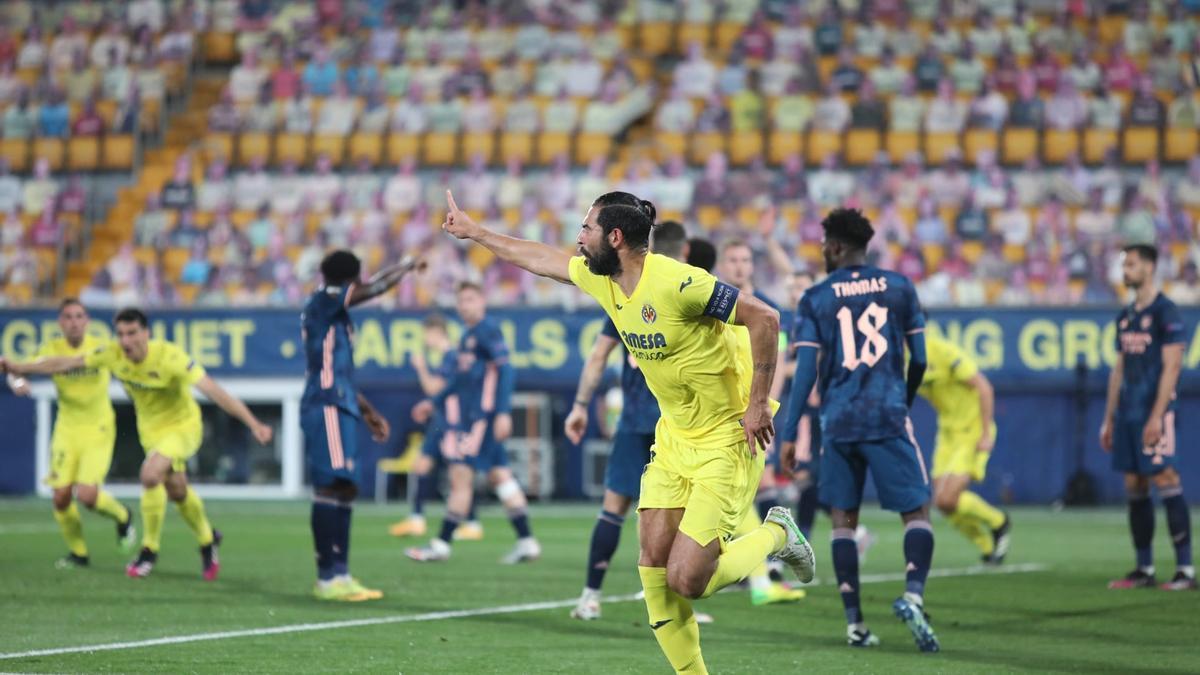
[[1115, 293, 1185, 422], [301, 284, 360, 417], [438, 317, 514, 425], [792, 265, 925, 442], [601, 319, 661, 435], [424, 348, 457, 432]]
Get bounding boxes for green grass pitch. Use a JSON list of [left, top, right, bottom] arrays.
[[0, 500, 1197, 674]]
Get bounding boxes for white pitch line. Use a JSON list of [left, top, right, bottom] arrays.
[[0, 563, 1049, 661]]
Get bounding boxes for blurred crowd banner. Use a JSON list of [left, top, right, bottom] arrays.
[[1, 307, 1198, 390]]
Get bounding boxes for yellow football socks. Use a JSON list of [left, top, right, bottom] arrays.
[[638, 566, 707, 674], [53, 502, 87, 557], [958, 491, 1006, 530], [947, 509, 994, 555], [175, 486, 214, 547], [141, 484, 167, 552], [93, 489, 129, 525], [700, 522, 785, 598]]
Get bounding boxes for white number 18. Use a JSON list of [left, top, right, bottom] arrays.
[[836, 302, 889, 370]]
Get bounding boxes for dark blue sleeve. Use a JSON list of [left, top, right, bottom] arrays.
[[311, 286, 352, 323], [600, 319, 620, 341], [481, 323, 515, 415], [781, 345, 819, 443], [1161, 301, 1186, 345]]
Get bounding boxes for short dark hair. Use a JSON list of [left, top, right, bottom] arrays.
[[650, 220, 687, 258], [592, 191, 657, 252], [686, 237, 717, 272], [319, 250, 362, 286], [821, 208, 875, 250], [422, 312, 448, 331], [456, 280, 483, 294], [1123, 243, 1158, 265], [114, 307, 148, 328], [59, 297, 84, 312], [596, 204, 654, 252]]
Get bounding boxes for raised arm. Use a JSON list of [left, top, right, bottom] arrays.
[[347, 255, 424, 307], [3, 354, 87, 376], [193, 375, 274, 445], [758, 205, 794, 278], [442, 189, 573, 283], [564, 333, 620, 444], [731, 293, 781, 453]]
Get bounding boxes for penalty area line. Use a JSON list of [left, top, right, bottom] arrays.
[[0, 563, 1048, 661]]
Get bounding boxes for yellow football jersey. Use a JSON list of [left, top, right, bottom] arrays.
[[35, 334, 114, 427], [85, 339, 207, 438], [917, 335, 982, 431], [570, 253, 762, 447]]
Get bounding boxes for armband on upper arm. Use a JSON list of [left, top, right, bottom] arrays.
[[703, 281, 739, 322]]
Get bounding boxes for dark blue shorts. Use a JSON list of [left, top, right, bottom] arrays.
[[819, 434, 930, 514], [302, 405, 359, 487], [606, 430, 654, 498], [1112, 413, 1177, 476], [441, 421, 510, 473]]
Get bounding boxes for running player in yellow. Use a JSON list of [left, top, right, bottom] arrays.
[[7, 299, 136, 568], [918, 333, 1011, 563], [442, 189, 814, 674], [4, 307, 274, 581]]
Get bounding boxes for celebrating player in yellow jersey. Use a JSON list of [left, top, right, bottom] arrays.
[[442, 189, 814, 674], [7, 299, 136, 569], [3, 308, 273, 581], [917, 334, 1011, 563]]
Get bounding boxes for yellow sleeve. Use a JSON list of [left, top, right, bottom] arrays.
[[163, 343, 207, 386], [83, 341, 119, 369], [568, 256, 609, 301], [932, 338, 978, 383], [34, 340, 52, 359], [671, 266, 737, 323]]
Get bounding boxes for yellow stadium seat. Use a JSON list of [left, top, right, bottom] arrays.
[[423, 132, 458, 165], [674, 23, 710, 54], [0, 138, 29, 172], [67, 136, 99, 171], [237, 132, 271, 167], [638, 22, 673, 57], [961, 241, 985, 264], [4, 282, 32, 305], [348, 133, 383, 166], [885, 131, 919, 163], [728, 131, 765, 166], [162, 248, 191, 281], [1164, 128, 1199, 163], [767, 130, 803, 165], [806, 130, 842, 165], [499, 132, 534, 163], [140, 98, 161, 135], [310, 135, 346, 166], [1043, 129, 1080, 165], [1001, 128, 1038, 165], [1083, 128, 1119, 164], [655, 131, 687, 163], [385, 133, 420, 165], [536, 132, 571, 165], [714, 22, 744, 55], [33, 138, 65, 170], [696, 205, 724, 231], [844, 129, 881, 166], [203, 133, 234, 163], [1003, 244, 1027, 264], [97, 100, 119, 128], [202, 32, 238, 64], [461, 132, 495, 164], [468, 245, 495, 271], [923, 132, 959, 165], [177, 284, 200, 304], [133, 247, 157, 266], [689, 131, 727, 165], [963, 129, 998, 164], [575, 133, 612, 165], [1122, 126, 1160, 164], [274, 133, 309, 166], [102, 134, 136, 170]]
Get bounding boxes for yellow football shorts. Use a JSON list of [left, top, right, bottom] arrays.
[[143, 422, 203, 473], [47, 421, 117, 488], [638, 429, 765, 549], [932, 425, 997, 482]]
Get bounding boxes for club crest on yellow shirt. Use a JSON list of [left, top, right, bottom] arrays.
[[641, 304, 657, 324]]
